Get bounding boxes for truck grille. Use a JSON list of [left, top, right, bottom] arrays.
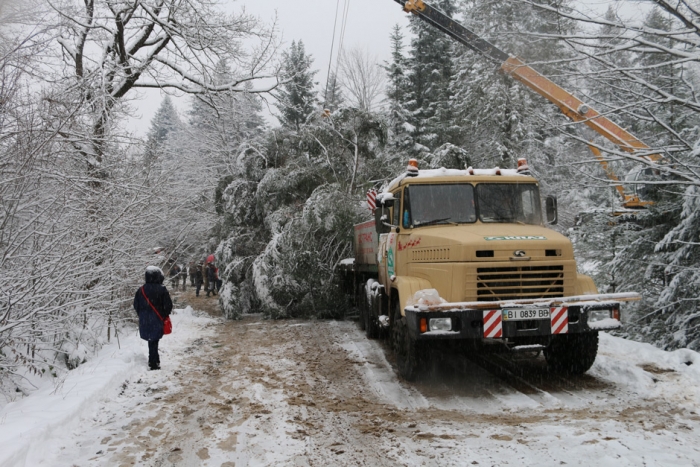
[[477, 266, 564, 301]]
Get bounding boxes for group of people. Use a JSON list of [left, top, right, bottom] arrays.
[[191, 259, 221, 298], [166, 258, 221, 297]]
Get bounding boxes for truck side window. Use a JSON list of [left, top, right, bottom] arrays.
[[392, 191, 401, 226]]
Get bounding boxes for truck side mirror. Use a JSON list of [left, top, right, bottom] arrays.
[[375, 206, 391, 234], [374, 198, 397, 234], [546, 195, 558, 225]]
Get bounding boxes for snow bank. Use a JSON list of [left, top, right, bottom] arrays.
[[593, 333, 700, 408]]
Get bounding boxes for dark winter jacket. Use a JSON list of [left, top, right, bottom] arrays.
[[133, 268, 173, 341], [207, 264, 216, 282], [193, 265, 203, 284]]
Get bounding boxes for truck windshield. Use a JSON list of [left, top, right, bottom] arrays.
[[477, 183, 542, 224], [404, 184, 476, 227]]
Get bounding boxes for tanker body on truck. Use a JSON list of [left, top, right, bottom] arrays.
[[339, 159, 639, 380]]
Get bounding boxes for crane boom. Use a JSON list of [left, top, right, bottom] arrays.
[[395, 0, 661, 209]]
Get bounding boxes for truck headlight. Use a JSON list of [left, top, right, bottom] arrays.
[[588, 309, 612, 323], [429, 317, 452, 332]]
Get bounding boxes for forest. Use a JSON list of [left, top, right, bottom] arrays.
[[2, 0, 700, 397]]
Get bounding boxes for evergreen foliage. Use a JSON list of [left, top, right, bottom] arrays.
[[404, 0, 457, 153], [144, 96, 182, 167], [384, 25, 412, 152], [275, 41, 319, 131], [652, 186, 700, 349], [322, 72, 344, 112]]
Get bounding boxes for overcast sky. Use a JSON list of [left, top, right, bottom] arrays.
[[128, 0, 410, 135], [127, 0, 652, 135]]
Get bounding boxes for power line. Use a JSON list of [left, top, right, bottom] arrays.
[[324, 0, 342, 104], [334, 0, 351, 81]]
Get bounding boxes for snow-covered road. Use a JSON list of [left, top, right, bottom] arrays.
[[2, 294, 700, 466]]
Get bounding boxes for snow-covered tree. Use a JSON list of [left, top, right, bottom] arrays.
[[322, 71, 344, 112], [651, 185, 700, 349], [275, 41, 318, 130], [404, 0, 457, 153], [144, 96, 182, 168], [384, 24, 412, 152]]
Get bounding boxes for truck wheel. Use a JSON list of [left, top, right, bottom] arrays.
[[357, 281, 366, 331], [391, 301, 421, 381], [365, 299, 380, 339], [362, 280, 380, 338], [544, 332, 599, 375]]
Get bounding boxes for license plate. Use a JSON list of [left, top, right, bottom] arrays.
[[502, 308, 550, 321]]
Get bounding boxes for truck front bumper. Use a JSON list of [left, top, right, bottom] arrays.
[[403, 293, 639, 341]]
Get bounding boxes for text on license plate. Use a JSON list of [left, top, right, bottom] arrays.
[[503, 308, 550, 321]]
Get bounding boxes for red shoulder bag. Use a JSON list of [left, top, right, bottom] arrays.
[[140, 286, 172, 335]]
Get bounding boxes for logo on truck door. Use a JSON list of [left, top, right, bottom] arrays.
[[387, 233, 396, 277]]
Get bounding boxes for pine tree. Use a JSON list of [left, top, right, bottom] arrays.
[[651, 185, 700, 350], [633, 8, 695, 141], [322, 71, 344, 112], [384, 24, 412, 151], [275, 41, 318, 131], [404, 0, 456, 153], [448, 1, 577, 168], [187, 60, 266, 178], [144, 96, 181, 167]]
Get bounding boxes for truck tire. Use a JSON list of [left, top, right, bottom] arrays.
[[357, 281, 366, 331], [391, 300, 421, 381], [544, 332, 599, 375]]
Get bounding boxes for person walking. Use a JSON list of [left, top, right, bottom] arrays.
[[202, 259, 210, 295], [194, 262, 204, 297], [215, 265, 222, 293], [180, 264, 187, 291], [169, 263, 181, 290], [133, 266, 172, 370], [206, 262, 217, 297], [189, 261, 196, 287]]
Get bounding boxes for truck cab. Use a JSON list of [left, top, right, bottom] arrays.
[[375, 164, 593, 313]]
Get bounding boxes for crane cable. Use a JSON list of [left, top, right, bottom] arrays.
[[324, 0, 351, 108]]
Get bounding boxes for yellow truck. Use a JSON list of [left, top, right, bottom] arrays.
[[340, 159, 639, 380]]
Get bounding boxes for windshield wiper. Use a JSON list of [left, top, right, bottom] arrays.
[[414, 217, 457, 227]]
